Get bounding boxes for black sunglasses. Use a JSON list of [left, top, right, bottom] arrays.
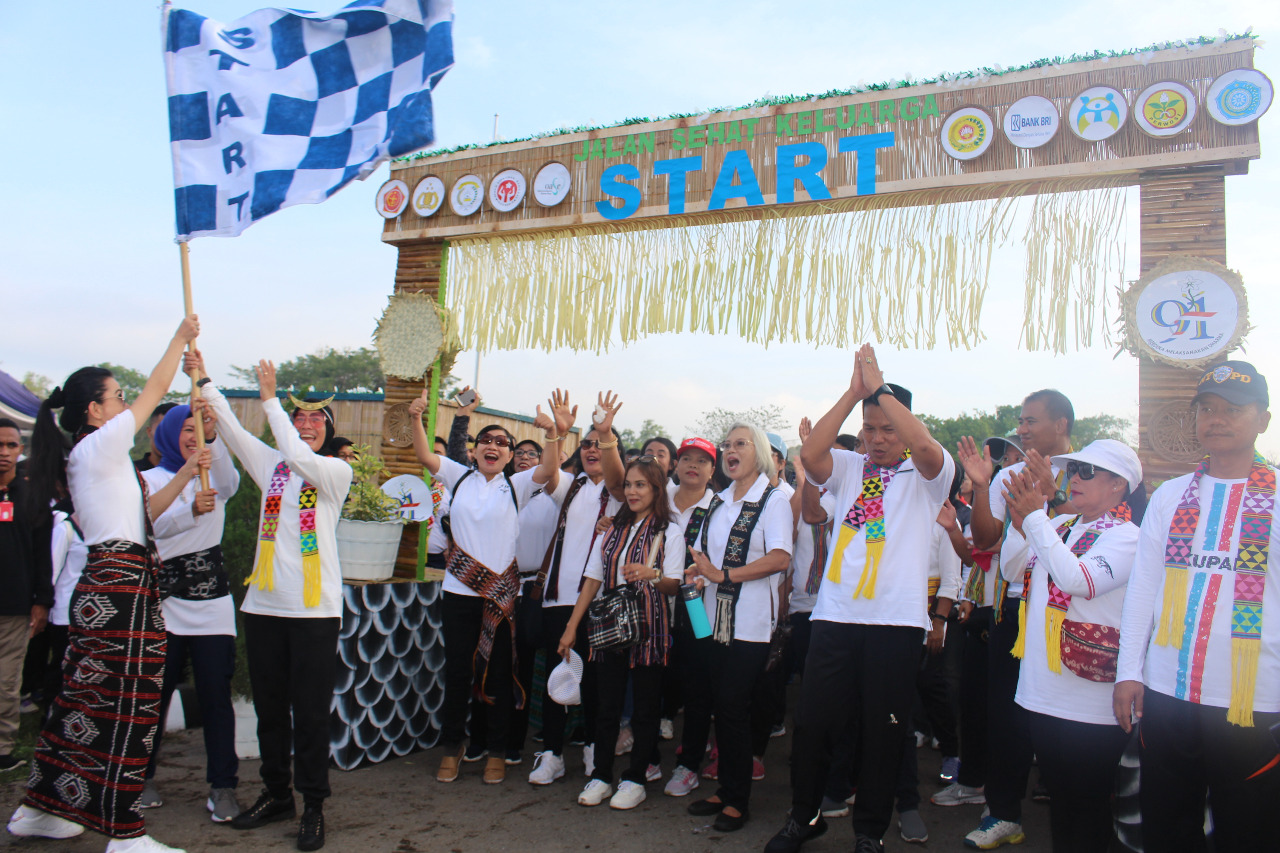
[[1066, 460, 1111, 481]]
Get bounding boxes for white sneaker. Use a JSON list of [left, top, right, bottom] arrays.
[[663, 765, 700, 797], [645, 763, 662, 782], [932, 782, 987, 807], [7, 805, 84, 839], [578, 779, 613, 806], [610, 780, 646, 810], [104, 835, 188, 853], [963, 817, 1025, 849], [659, 718, 674, 740], [582, 743, 595, 777], [615, 726, 634, 755], [528, 751, 566, 785]]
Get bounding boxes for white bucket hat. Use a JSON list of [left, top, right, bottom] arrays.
[[1051, 439, 1142, 492], [546, 650, 584, 706]]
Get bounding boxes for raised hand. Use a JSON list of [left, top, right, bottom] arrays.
[[860, 344, 885, 392], [192, 397, 218, 439], [849, 346, 869, 400], [798, 416, 813, 445], [255, 360, 277, 402], [956, 436, 995, 488], [408, 387, 429, 417], [454, 385, 481, 416], [176, 314, 201, 345], [549, 388, 578, 437], [1023, 449, 1057, 500], [183, 348, 207, 379], [533, 404, 556, 439], [1003, 468, 1043, 530], [594, 390, 623, 435]]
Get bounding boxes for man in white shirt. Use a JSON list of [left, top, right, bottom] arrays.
[[1114, 361, 1279, 851], [766, 345, 952, 853], [955, 388, 1075, 849]]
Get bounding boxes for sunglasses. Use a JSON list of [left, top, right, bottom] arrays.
[[476, 434, 512, 448], [1065, 460, 1110, 481], [580, 439, 603, 450]]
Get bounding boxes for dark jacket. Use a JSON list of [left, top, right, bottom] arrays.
[[0, 474, 54, 615]]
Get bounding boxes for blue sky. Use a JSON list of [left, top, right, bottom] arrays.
[[3, 0, 1279, 456]]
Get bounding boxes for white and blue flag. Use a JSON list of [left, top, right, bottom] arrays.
[[163, 0, 453, 240]]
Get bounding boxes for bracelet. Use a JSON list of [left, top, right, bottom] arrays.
[[596, 437, 619, 449], [543, 432, 561, 442]]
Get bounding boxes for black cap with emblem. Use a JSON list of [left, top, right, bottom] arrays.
[[1192, 360, 1269, 409]]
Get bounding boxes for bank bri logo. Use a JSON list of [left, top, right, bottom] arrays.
[[1150, 277, 1218, 344]]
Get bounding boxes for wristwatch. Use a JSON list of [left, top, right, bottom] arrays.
[[1047, 488, 1068, 509], [868, 384, 893, 403]]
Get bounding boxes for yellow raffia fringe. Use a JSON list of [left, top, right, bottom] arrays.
[[1012, 600, 1028, 659], [1045, 609, 1066, 674], [1155, 567, 1189, 647], [302, 553, 322, 609], [247, 541, 275, 592], [852, 541, 884, 599], [1227, 639, 1260, 727], [827, 526, 855, 584], [445, 182, 1127, 355]]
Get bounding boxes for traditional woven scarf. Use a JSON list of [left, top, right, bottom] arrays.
[[1156, 453, 1275, 726], [447, 544, 524, 709], [963, 547, 997, 605], [540, 476, 611, 602], [993, 466, 1069, 624], [594, 516, 669, 667], [1013, 506, 1129, 669], [249, 461, 322, 607], [701, 485, 777, 645], [827, 451, 910, 599], [805, 515, 834, 595]]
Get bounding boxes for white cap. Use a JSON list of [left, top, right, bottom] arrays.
[[1051, 439, 1143, 492], [546, 650, 584, 706]]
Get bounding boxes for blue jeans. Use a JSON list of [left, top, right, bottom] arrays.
[[146, 633, 238, 789]]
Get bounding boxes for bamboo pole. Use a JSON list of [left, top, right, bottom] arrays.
[[179, 241, 210, 491], [415, 239, 448, 580]]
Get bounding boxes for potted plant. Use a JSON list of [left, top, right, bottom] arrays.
[[335, 445, 407, 582]]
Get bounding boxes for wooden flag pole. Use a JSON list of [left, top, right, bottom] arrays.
[[179, 241, 211, 491]]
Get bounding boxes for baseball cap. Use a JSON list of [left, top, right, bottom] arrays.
[[546, 650, 584, 706], [1052, 439, 1143, 492], [1192, 361, 1269, 409], [766, 432, 788, 459], [677, 437, 717, 461]]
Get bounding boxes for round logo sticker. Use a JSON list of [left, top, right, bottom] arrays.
[[1068, 86, 1128, 141], [1133, 267, 1240, 363], [449, 175, 484, 216], [375, 179, 409, 219], [533, 162, 572, 207], [411, 176, 444, 217], [1134, 82, 1197, 137], [1206, 68, 1273, 126], [487, 169, 527, 213], [1003, 95, 1059, 149], [941, 107, 994, 160]]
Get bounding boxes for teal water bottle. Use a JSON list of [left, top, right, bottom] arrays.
[[681, 583, 712, 639]]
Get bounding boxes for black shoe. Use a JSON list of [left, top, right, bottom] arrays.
[[0, 754, 27, 772], [764, 814, 829, 853], [853, 834, 885, 853], [231, 789, 297, 830], [687, 797, 725, 817], [463, 743, 488, 763], [297, 806, 325, 851], [1031, 783, 1050, 803], [504, 749, 523, 766], [713, 809, 749, 832]]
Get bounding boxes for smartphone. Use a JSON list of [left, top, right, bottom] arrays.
[[455, 388, 477, 407]]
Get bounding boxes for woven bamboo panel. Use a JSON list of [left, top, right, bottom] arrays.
[[1137, 172, 1227, 486], [385, 42, 1258, 241], [223, 396, 386, 454]]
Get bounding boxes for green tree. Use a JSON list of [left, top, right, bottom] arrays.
[[96, 363, 188, 403], [690, 405, 789, 444], [229, 347, 384, 393], [920, 405, 1132, 455], [21, 372, 52, 398], [616, 418, 672, 451]]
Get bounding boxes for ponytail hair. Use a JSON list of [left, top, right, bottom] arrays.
[[25, 367, 112, 519]]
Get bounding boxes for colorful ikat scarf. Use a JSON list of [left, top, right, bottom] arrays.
[[827, 451, 909, 599], [249, 461, 322, 607]]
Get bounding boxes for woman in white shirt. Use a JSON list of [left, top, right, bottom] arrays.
[[409, 387, 565, 787], [558, 457, 686, 810], [139, 401, 241, 823], [12, 316, 199, 853], [1004, 440, 1143, 853], [684, 424, 793, 833]]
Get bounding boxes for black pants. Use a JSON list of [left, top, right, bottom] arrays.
[[675, 635, 714, 773], [594, 654, 663, 785], [916, 617, 961, 757], [788, 610, 814, 679], [147, 632, 239, 789], [243, 613, 339, 802], [985, 597, 1031, 822], [957, 607, 992, 788], [475, 579, 540, 755], [539, 604, 596, 755], [791, 621, 923, 839], [1029, 711, 1128, 852], [707, 639, 770, 813], [440, 591, 513, 752], [1139, 687, 1280, 853]]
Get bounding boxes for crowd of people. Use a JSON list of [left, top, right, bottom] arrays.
[[0, 317, 1276, 853]]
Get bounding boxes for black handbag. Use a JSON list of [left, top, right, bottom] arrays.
[[586, 536, 659, 652]]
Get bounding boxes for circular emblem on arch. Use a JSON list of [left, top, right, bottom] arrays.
[[449, 175, 484, 216], [488, 169, 527, 212], [1134, 81, 1197, 137], [375, 180, 409, 219], [1206, 68, 1273, 126], [533, 161, 572, 207], [1119, 256, 1249, 369], [411, 176, 445, 217], [1003, 95, 1059, 149], [940, 106, 995, 160], [1068, 86, 1128, 142]]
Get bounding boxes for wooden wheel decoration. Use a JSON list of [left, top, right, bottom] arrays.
[[1149, 401, 1203, 464], [383, 402, 416, 448]]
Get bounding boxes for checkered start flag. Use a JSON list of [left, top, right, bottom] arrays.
[[164, 0, 453, 240]]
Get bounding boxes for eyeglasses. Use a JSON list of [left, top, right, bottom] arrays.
[[1065, 460, 1110, 481], [580, 439, 601, 450], [104, 389, 126, 404], [293, 411, 327, 424], [718, 439, 753, 452], [513, 449, 539, 459], [476, 434, 511, 448]]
